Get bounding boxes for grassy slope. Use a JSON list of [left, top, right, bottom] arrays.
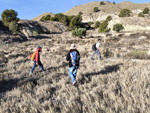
[[0, 31, 150, 112]]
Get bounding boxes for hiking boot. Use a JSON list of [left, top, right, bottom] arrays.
[[73, 80, 76, 85], [91, 58, 94, 60]]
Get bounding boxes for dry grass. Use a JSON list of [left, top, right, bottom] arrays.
[[0, 31, 150, 112]]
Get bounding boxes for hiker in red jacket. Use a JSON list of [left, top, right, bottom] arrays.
[[29, 46, 44, 74]]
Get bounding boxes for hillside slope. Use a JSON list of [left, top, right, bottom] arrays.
[[64, 1, 150, 15], [0, 30, 150, 112]]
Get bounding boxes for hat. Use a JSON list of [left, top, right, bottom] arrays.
[[37, 46, 41, 49], [70, 44, 76, 49]]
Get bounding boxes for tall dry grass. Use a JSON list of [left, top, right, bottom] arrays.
[[0, 32, 150, 112]]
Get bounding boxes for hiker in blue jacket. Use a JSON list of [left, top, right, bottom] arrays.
[[91, 39, 102, 60], [66, 44, 80, 85]]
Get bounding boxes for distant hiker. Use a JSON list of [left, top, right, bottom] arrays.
[[91, 39, 102, 60], [29, 46, 44, 74], [66, 44, 80, 85]]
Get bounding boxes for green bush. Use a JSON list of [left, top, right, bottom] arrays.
[[100, 1, 105, 5], [119, 9, 132, 17], [113, 24, 124, 32], [98, 20, 109, 33], [50, 17, 55, 21], [33, 30, 39, 36], [54, 13, 65, 21], [40, 16, 46, 21], [88, 21, 94, 26], [138, 12, 144, 17], [143, 8, 149, 14], [60, 16, 69, 25], [9, 21, 18, 33], [93, 7, 99, 12], [69, 15, 82, 30], [72, 28, 86, 37], [113, 2, 115, 4], [95, 21, 100, 29], [78, 11, 83, 15], [1, 9, 19, 27], [106, 16, 112, 22]]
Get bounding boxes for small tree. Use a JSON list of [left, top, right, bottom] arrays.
[[69, 15, 82, 30], [138, 12, 144, 17], [113, 24, 124, 32], [99, 20, 109, 33], [72, 28, 86, 37], [113, 2, 115, 4], [93, 7, 99, 12], [95, 21, 100, 29], [119, 9, 132, 17], [143, 8, 149, 14], [1, 9, 19, 27]]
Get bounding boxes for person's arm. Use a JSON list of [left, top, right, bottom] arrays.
[[77, 50, 80, 61], [66, 52, 70, 61]]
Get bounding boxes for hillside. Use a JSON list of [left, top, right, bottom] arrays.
[[64, 1, 150, 15], [0, 30, 150, 112], [1, 1, 150, 112]]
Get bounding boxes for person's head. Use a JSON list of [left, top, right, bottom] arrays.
[[36, 46, 42, 52], [70, 44, 76, 50], [98, 39, 101, 42]]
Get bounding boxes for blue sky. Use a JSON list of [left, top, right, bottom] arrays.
[[0, 0, 149, 20]]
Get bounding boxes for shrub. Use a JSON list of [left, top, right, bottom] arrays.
[[1, 9, 19, 27], [78, 11, 83, 15], [125, 50, 150, 60], [45, 15, 51, 20], [54, 13, 65, 21], [50, 17, 55, 21], [100, 1, 105, 5], [9, 21, 18, 33], [69, 15, 82, 30], [138, 12, 144, 17], [98, 20, 109, 33], [93, 7, 99, 12], [143, 8, 149, 14], [113, 24, 124, 32], [72, 28, 86, 37], [106, 16, 112, 22], [113, 2, 115, 4], [40, 16, 46, 21], [33, 30, 38, 36], [119, 9, 132, 17], [95, 21, 100, 29], [60, 16, 68, 25], [88, 21, 94, 26]]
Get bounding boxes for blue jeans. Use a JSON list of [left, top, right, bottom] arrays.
[[91, 49, 101, 60], [69, 66, 78, 83], [31, 60, 44, 73]]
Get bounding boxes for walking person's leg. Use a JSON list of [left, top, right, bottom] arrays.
[[30, 61, 36, 74], [91, 50, 97, 59], [96, 49, 102, 60], [72, 66, 78, 81], [38, 61, 44, 72], [69, 67, 76, 84]]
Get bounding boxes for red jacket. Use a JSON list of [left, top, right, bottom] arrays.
[[30, 48, 41, 63]]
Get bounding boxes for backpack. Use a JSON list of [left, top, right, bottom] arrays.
[[31, 52, 36, 61], [92, 43, 97, 51], [70, 51, 79, 66]]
